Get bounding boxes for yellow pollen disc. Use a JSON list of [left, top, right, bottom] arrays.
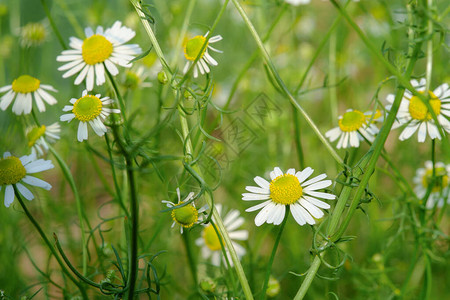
[[72, 95, 103, 122], [408, 91, 441, 121], [184, 36, 208, 61], [171, 203, 198, 228], [338, 110, 366, 132], [269, 174, 302, 205], [81, 34, 113, 65], [0, 156, 26, 185], [11, 75, 40, 93], [203, 224, 223, 251], [27, 125, 46, 147], [422, 167, 449, 193]]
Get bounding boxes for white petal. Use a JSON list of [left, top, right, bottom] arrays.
[[417, 122, 427, 142], [303, 195, 331, 209], [300, 199, 324, 219], [245, 186, 269, 194], [302, 174, 327, 187], [303, 191, 336, 200], [290, 203, 306, 226], [4, 185, 14, 207], [16, 183, 34, 200], [245, 200, 271, 212], [77, 122, 88, 142], [22, 175, 52, 190], [303, 179, 332, 191], [254, 176, 270, 189], [296, 167, 313, 183], [254, 202, 276, 226], [242, 193, 271, 201]]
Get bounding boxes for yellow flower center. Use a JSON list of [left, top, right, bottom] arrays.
[[422, 167, 449, 193], [72, 95, 103, 122], [81, 34, 113, 65], [184, 36, 208, 61], [203, 224, 223, 251], [27, 125, 46, 147], [11, 75, 40, 93], [269, 174, 303, 205], [171, 203, 198, 228], [338, 110, 366, 132], [0, 156, 27, 185], [408, 91, 441, 121]]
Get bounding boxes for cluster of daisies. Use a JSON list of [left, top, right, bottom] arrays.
[[0, 21, 145, 206]]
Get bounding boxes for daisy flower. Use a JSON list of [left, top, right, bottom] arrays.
[[26, 123, 60, 157], [161, 188, 207, 234], [0, 75, 57, 115], [183, 32, 222, 78], [122, 65, 152, 90], [325, 109, 382, 149], [0, 152, 54, 208], [196, 204, 248, 267], [243, 167, 335, 226], [60, 90, 120, 142], [385, 78, 450, 142], [413, 161, 450, 209], [57, 21, 142, 91]]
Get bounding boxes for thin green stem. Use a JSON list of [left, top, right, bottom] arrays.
[[170, 0, 197, 69], [230, 0, 343, 165], [293, 255, 322, 300], [425, 0, 433, 92], [125, 155, 139, 300], [260, 207, 289, 300], [292, 107, 305, 169], [48, 145, 88, 276], [182, 231, 198, 286], [13, 186, 87, 299], [328, 32, 338, 124], [40, 0, 67, 49]]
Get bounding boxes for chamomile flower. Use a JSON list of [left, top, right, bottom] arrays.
[[0, 152, 54, 208], [57, 21, 142, 91], [60, 90, 120, 142], [26, 123, 60, 157], [413, 161, 450, 209], [122, 66, 152, 90], [161, 188, 207, 234], [386, 79, 450, 142], [183, 32, 222, 78], [0, 75, 57, 115], [325, 109, 382, 149], [243, 167, 335, 226], [195, 204, 248, 267]]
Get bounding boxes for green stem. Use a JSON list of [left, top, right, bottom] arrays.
[[125, 155, 139, 299], [293, 255, 322, 300], [39, 0, 67, 49], [48, 145, 88, 276], [292, 107, 305, 169], [182, 231, 198, 286], [13, 186, 87, 299], [230, 0, 343, 165], [328, 32, 338, 125], [260, 207, 289, 300], [425, 0, 433, 93]]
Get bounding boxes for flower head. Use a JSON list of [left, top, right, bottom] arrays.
[[386, 79, 450, 142], [0, 152, 54, 207], [0, 75, 57, 115], [325, 109, 382, 149], [161, 188, 206, 234], [26, 122, 60, 157], [60, 90, 120, 142], [183, 32, 222, 78], [20, 22, 48, 47], [243, 167, 335, 226], [196, 204, 248, 267], [57, 21, 142, 91], [413, 161, 450, 209]]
